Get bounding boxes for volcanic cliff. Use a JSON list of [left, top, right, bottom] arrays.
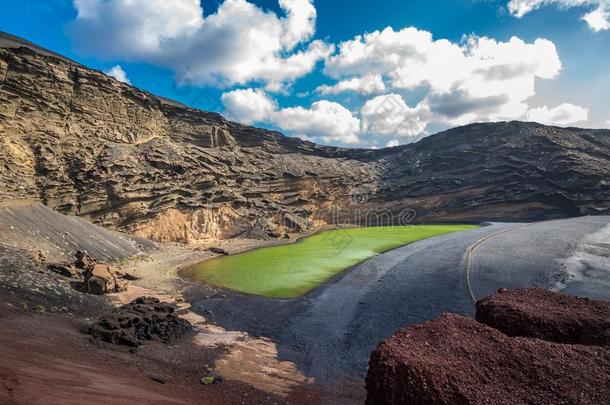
[[1, 32, 609, 242]]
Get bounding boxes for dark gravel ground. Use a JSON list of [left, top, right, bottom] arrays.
[[0, 242, 111, 316], [0, 203, 155, 262], [470, 215, 610, 301]]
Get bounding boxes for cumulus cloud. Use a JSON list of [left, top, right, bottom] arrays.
[[583, 5, 610, 30], [507, 0, 610, 31], [70, 0, 332, 90], [280, 0, 317, 49], [320, 26, 568, 137], [221, 88, 277, 124], [71, 1, 595, 145], [526, 103, 589, 125], [386, 139, 400, 147], [360, 94, 430, 138], [325, 28, 560, 115], [316, 75, 386, 95], [104, 65, 131, 84], [271, 100, 361, 144], [221, 89, 361, 144], [72, 0, 204, 56]]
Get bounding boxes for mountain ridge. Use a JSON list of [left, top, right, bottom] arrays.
[[1, 32, 609, 242]]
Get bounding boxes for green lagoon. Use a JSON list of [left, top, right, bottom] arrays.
[[183, 224, 478, 298]]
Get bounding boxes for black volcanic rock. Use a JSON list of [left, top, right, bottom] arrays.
[[1, 32, 609, 242], [88, 297, 192, 346]]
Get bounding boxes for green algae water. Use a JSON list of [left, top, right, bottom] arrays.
[[183, 225, 478, 298]]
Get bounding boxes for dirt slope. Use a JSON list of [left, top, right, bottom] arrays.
[[0, 202, 154, 262]]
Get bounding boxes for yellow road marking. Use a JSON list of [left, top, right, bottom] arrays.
[[465, 224, 533, 304]]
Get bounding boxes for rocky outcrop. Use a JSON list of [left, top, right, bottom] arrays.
[[366, 312, 610, 405], [83, 263, 129, 294], [47, 262, 79, 278], [1, 33, 610, 242], [46, 250, 131, 294], [207, 247, 229, 256], [476, 288, 610, 346], [87, 297, 192, 347]]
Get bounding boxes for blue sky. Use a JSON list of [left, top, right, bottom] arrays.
[[1, 0, 608, 147]]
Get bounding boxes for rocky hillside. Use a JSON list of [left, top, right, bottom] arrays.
[[1, 32, 609, 242]]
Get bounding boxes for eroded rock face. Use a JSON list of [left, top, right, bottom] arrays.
[[476, 288, 610, 346], [1, 34, 609, 242], [366, 312, 610, 405], [0, 42, 380, 242], [87, 297, 192, 347]]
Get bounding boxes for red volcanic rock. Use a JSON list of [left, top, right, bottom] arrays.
[[476, 288, 610, 346], [366, 313, 610, 405]]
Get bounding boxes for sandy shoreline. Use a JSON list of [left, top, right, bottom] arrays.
[[119, 235, 302, 294], [121, 222, 356, 297]]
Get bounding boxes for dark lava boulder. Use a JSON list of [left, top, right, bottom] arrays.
[[88, 297, 192, 347], [476, 288, 610, 346], [207, 247, 229, 256], [366, 313, 610, 405]]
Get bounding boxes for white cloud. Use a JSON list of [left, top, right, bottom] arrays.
[[104, 65, 131, 84], [360, 94, 430, 138], [316, 75, 386, 95], [271, 100, 361, 144], [72, 0, 204, 56], [221, 89, 360, 144], [582, 5, 610, 30], [70, 0, 332, 90], [221, 88, 277, 124], [279, 0, 317, 49], [526, 103, 589, 125], [507, 1, 610, 31], [324, 27, 562, 128], [73, 0, 103, 19], [386, 139, 400, 147], [71, 1, 596, 145]]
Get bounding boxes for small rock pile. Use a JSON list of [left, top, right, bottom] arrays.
[[366, 288, 610, 405], [47, 251, 131, 294], [87, 297, 192, 347]]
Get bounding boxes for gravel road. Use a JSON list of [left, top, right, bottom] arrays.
[[188, 216, 610, 385]]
